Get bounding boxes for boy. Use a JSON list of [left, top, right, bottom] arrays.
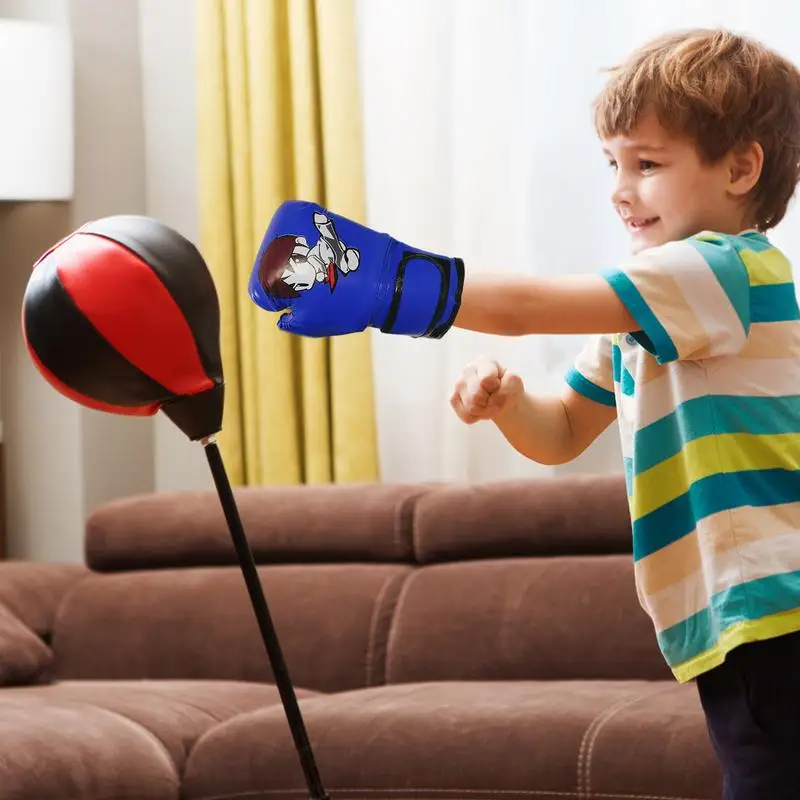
[[450, 28, 800, 800]]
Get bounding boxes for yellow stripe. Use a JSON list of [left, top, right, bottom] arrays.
[[740, 247, 793, 286], [672, 610, 800, 683], [631, 433, 800, 521], [693, 231, 725, 243]]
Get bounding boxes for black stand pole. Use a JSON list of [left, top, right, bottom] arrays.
[[203, 438, 330, 800]]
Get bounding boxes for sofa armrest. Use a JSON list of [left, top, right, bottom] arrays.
[[0, 561, 89, 640]]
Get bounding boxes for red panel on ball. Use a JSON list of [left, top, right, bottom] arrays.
[[54, 233, 215, 398]]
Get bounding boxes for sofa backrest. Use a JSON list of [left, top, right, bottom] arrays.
[[50, 474, 673, 691], [383, 477, 671, 682]]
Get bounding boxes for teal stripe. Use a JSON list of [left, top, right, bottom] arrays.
[[750, 283, 800, 323], [621, 365, 635, 396], [632, 468, 800, 560], [731, 231, 774, 253], [624, 456, 634, 496], [687, 237, 751, 333], [602, 269, 678, 363], [611, 342, 622, 383], [657, 568, 800, 667], [564, 367, 615, 406], [633, 395, 800, 475]]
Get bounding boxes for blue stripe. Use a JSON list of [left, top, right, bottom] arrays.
[[687, 237, 751, 333], [602, 269, 678, 363], [564, 367, 615, 406], [633, 468, 800, 560], [657, 568, 800, 667], [633, 395, 800, 475], [750, 284, 800, 323]]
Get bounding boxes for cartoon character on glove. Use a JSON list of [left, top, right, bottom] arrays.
[[258, 212, 360, 297]]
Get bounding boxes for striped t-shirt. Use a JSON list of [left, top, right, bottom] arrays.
[[565, 229, 800, 683]]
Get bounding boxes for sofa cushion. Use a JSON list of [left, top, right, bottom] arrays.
[[3, 679, 310, 772], [413, 474, 632, 563], [182, 680, 721, 800], [85, 483, 436, 571], [52, 564, 411, 691], [0, 694, 179, 799], [385, 557, 672, 683], [0, 602, 53, 686]]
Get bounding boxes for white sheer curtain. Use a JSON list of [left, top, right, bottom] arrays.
[[355, 0, 800, 483]]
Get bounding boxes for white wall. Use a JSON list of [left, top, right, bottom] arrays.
[[71, 0, 157, 521], [0, 0, 207, 563], [137, 0, 212, 495], [0, 0, 155, 563]]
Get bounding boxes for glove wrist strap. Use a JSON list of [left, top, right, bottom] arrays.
[[378, 243, 464, 338]]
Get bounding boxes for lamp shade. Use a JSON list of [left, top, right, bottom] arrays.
[[0, 19, 73, 201]]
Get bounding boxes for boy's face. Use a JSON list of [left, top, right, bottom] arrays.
[[601, 110, 740, 254]]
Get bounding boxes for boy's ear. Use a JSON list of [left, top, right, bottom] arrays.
[[727, 141, 764, 196]]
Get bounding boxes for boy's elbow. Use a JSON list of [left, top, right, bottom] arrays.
[[513, 439, 580, 466], [492, 314, 529, 337]]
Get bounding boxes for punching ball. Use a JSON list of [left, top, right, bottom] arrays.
[[22, 215, 224, 441], [21, 215, 329, 800]]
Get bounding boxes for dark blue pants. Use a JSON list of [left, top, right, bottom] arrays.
[[695, 629, 800, 800]]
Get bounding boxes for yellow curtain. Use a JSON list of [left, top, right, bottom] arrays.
[[195, 0, 380, 486]]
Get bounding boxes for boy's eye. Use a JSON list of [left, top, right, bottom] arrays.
[[639, 160, 659, 172], [607, 160, 618, 171]]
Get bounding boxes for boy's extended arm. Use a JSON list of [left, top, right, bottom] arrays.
[[494, 385, 617, 465], [454, 273, 639, 336]]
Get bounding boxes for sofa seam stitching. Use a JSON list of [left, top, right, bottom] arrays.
[[48, 572, 95, 668], [364, 572, 401, 687], [577, 684, 676, 798], [193, 789, 710, 799], [405, 492, 420, 563], [394, 491, 412, 559], [577, 694, 634, 798], [382, 568, 422, 684]]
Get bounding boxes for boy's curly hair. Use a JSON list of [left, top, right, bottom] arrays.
[[594, 28, 800, 230]]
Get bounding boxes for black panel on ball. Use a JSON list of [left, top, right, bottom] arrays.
[[161, 382, 225, 442], [23, 250, 172, 407]]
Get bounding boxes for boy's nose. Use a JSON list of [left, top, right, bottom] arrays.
[[611, 173, 634, 206]]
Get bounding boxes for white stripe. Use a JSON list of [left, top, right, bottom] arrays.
[[573, 334, 615, 393], [630, 355, 800, 430], [637, 506, 800, 632], [658, 241, 748, 355], [617, 412, 634, 458], [741, 320, 800, 359]]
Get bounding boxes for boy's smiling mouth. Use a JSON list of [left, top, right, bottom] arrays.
[[624, 215, 660, 232]]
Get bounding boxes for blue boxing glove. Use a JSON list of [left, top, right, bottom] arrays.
[[248, 200, 464, 338]]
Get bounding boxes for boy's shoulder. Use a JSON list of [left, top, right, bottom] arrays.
[[629, 229, 794, 287], [600, 228, 797, 365], [687, 229, 794, 287]]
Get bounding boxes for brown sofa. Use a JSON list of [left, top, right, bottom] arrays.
[[0, 474, 723, 800]]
